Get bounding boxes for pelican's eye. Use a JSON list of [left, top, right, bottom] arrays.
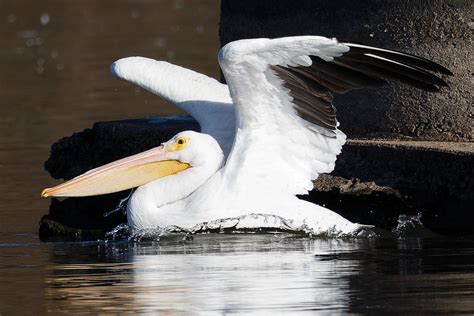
[[169, 136, 189, 152]]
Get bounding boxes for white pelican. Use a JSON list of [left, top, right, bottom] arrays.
[[41, 36, 450, 235]]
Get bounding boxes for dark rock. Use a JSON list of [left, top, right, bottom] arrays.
[[40, 117, 474, 239], [310, 163, 473, 236], [39, 192, 129, 241], [220, 0, 473, 141], [327, 140, 474, 235], [337, 140, 473, 200]]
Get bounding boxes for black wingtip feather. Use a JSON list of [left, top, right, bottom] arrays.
[[333, 57, 442, 92], [268, 41, 450, 134], [332, 48, 448, 92], [310, 57, 388, 89], [344, 43, 453, 76]]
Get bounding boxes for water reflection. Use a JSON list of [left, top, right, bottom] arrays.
[[40, 236, 474, 313], [45, 236, 357, 313]]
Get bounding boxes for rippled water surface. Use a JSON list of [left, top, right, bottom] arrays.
[[2, 233, 474, 314], [1, 1, 474, 314]]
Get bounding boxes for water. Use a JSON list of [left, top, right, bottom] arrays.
[[0, 0, 220, 233], [2, 233, 474, 314], [1, 1, 474, 314]]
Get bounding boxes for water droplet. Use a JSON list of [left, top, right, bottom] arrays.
[[26, 36, 43, 47], [174, 0, 184, 10], [130, 10, 140, 19], [40, 13, 50, 26], [195, 25, 204, 34], [6, 14, 16, 23], [20, 30, 39, 39], [166, 50, 175, 59], [153, 37, 167, 48], [26, 39, 35, 47], [104, 193, 131, 217]]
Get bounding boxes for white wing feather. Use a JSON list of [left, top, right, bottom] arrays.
[[110, 57, 235, 155], [219, 36, 348, 197]]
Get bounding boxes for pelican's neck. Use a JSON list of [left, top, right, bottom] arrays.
[[127, 160, 222, 230]]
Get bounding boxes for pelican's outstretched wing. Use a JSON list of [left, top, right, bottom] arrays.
[[219, 36, 449, 197], [110, 57, 235, 155]]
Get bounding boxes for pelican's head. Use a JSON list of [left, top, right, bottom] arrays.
[[41, 131, 223, 198], [163, 131, 223, 168]]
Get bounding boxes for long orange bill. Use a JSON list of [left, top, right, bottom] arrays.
[[41, 146, 190, 197]]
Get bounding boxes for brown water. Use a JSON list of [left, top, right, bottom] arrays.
[[0, 0, 220, 234], [1, 1, 474, 314]]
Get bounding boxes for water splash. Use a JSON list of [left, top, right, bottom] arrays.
[[190, 213, 298, 234], [392, 213, 437, 238], [103, 190, 134, 218], [104, 213, 386, 242], [105, 224, 191, 242], [104, 224, 131, 240]]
